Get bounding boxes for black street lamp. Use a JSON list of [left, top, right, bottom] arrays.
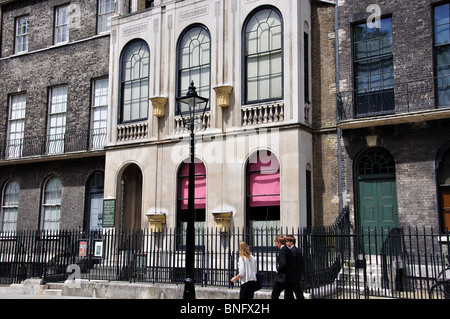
[[176, 81, 209, 300]]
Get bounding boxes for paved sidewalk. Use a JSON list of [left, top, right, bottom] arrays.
[[0, 293, 97, 299]]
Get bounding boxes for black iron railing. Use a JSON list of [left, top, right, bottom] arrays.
[[337, 75, 450, 121], [0, 128, 107, 161], [1, 223, 448, 298]]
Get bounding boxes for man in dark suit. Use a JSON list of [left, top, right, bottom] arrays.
[[271, 235, 295, 299], [286, 235, 305, 299]]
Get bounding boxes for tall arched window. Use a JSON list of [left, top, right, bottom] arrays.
[[120, 40, 149, 123], [246, 150, 280, 235], [437, 147, 450, 232], [41, 177, 62, 231], [85, 171, 104, 232], [177, 25, 211, 111], [243, 7, 283, 104], [1, 180, 19, 231]]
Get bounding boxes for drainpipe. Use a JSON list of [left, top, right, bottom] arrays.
[[334, 2, 343, 213], [313, 0, 343, 212]]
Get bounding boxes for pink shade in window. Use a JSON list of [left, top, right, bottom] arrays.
[[248, 152, 280, 207], [179, 163, 206, 210]]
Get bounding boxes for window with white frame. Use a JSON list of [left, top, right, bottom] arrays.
[[120, 40, 149, 122], [98, 0, 114, 34], [41, 177, 62, 231], [54, 5, 69, 44], [7, 94, 26, 159], [177, 25, 211, 109], [48, 86, 67, 154], [243, 7, 283, 104], [91, 78, 108, 149], [1, 180, 19, 232], [15, 16, 29, 54]]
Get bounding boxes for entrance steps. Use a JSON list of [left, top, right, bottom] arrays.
[[42, 282, 64, 296], [336, 258, 394, 296]]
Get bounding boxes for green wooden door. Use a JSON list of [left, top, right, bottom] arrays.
[[358, 178, 398, 254]]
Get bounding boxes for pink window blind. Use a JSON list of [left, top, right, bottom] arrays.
[[248, 154, 280, 207], [179, 163, 206, 210]]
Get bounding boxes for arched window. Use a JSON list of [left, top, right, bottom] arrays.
[[243, 7, 283, 104], [246, 150, 280, 235], [437, 147, 450, 232], [177, 25, 211, 108], [85, 171, 104, 232], [1, 180, 19, 231], [41, 177, 62, 231], [120, 40, 149, 123], [177, 161, 206, 244]]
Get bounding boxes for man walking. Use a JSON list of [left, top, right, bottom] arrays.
[[271, 235, 295, 299], [286, 235, 305, 299]]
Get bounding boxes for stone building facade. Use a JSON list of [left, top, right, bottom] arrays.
[[104, 0, 316, 233]]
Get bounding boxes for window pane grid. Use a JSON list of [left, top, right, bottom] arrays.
[[435, 4, 450, 107], [55, 5, 69, 44], [15, 16, 29, 53], [42, 178, 61, 231], [177, 26, 211, 101], [121, 41, 149, 122], [98, 0, 114, 33], [48, 87, 67, 154], [7, 95, 27, 159], [244, 8, 283, 103], [1, 181, 19, 232]]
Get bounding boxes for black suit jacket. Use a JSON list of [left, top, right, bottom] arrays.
[[290, 245, 305, 282], [274, 245, 295, 283]]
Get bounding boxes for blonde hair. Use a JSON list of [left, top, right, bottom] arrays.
[[239, 242, 251, 261]]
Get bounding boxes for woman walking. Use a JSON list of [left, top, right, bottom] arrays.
[[231, 242, 258, 299]]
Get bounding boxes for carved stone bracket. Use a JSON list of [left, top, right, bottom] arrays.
[[211, 211, 232, 233], [146, 212, 166, 233], [150, 97, 167, 118], [213, 85, 233, 108]]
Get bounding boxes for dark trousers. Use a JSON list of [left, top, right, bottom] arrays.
[[240, 281, 258, 299], [271, 281, 294, 299], [293, 282, 305, 299]]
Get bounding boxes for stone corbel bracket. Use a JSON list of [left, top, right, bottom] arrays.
[[211, 211, 233, 233], [150, 97, 168, 118], [146, 212, 166, 233], [213, 85, 233, 108]]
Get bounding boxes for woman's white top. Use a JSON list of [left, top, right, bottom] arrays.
[[238, 254, 257, 284]]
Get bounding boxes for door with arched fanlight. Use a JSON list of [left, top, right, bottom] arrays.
[[356, 147, 399, 253]]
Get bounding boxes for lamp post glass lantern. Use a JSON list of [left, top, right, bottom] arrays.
[[176, 81, 209, 300]]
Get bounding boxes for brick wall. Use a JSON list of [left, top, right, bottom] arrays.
[[0, 0, 110, 142], [0, 0, 109, 230], [311, 1, 340, 226], [0, 157, 105, 230], [336, 0, 450, 229]]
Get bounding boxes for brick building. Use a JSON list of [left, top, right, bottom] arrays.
[[0, 0, 111, 231], [331, 0, 450, 237], [2, 0, 447, 239]]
